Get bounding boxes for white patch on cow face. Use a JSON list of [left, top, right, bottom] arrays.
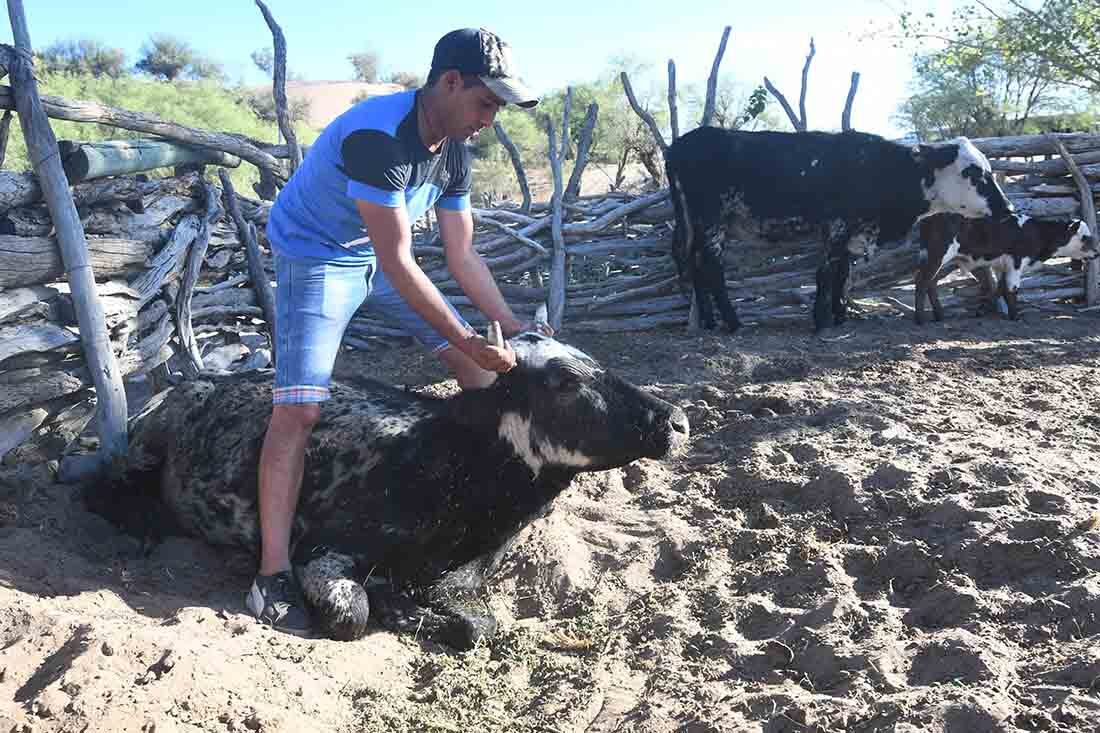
[[1054, 221, 1097, 260], [923, 139, 998, 218], [498, 411, 596, 476]]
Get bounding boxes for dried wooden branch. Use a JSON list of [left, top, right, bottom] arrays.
[[0, 109, 12, 169], [546, 122, 566, 329], [492, 121, 531, 213], [560, 87, 573, 163], [255, 0, 301, 175], [0, 85, 286, 183], [798, 38, 815, 131], [667, 60, 679, 140], [970, 132, 1100, 158], [763, 76, 801, 132], [128, 214, 200, 306], [842, 71, 860, 132], [472, 213, 548, 254], [1053, 136, 1099, 305], [175, 182, 222, 375], [701, 26, 731, 127], [3, 7, 128, 467], [565, 102, 599, 202], [620, 71, 667, 151], [218, 169, 276, 347]]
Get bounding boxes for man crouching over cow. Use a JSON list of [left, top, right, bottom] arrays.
[[239, 28, 549, 637], [915, 212, 1096, 323], [665, 126, 1014, 333], [85, 328, 689, 648]]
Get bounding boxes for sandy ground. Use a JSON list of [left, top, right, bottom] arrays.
[[2, 303, 1100, 732]]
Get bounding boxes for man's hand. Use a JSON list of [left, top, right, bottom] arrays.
[[458, 332, 517, 373]]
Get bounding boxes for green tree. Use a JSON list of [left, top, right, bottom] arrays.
[[135, 34, 224, 82], [251, 47, 274, 78], [892, 0, 1100, 91], [349, 50, 380, 82], [386, 70, 423, 90], [894, 21, 1071, 139], [40, 38, 127, 78]]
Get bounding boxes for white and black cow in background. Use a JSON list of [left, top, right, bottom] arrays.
[[665, 126, 1014, 332], [85, 330, 689, 649], [915, 212, 1096, 323]]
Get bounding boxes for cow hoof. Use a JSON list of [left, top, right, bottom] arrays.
[[312, 581, 371, 641], [440, 610, 498, 651]]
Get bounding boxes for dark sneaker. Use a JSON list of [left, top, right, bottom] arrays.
[[245, 571, 315, 638]]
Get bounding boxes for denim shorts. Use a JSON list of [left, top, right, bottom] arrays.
[[272, 252, 470, 404]]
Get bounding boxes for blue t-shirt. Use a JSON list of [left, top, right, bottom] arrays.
[[267, 89, 472, 261]]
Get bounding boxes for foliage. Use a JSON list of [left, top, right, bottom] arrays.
[[889, 0, 1098, 138], [681, 75, 777, 131], [1, 69, 318, 194], [134, 34, 225, 83], [386, 71, 423, 90], [349, 50, 380, 83], [251, 47, 274, 78], [238, 89, 313, 125], [39, 38, 127, 78]]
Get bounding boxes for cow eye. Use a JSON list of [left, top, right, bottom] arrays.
[[547, 370, 581, 391]]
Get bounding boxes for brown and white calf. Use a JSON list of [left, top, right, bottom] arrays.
[[915, 212, 1096, 323]]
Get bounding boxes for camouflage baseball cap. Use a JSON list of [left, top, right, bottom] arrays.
[[430, 28, 539, 108]]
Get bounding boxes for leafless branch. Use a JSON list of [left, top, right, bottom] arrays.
[[842, 71, 860, 131], [701, 26, 731, 127]]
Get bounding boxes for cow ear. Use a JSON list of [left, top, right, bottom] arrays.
[[446, 388, 504, 429], [913, 143, 959, 172]]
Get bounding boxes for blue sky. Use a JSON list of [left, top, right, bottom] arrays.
[[5, 0, 959, 137]]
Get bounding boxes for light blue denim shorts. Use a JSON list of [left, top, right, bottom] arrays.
[[272, 252, 469, 404]]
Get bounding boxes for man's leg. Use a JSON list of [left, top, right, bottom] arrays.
[[437, 345, 496, 389], [368, 267, 493, 390], [258, 403, 320, 575], [248, 254, 372, 636]]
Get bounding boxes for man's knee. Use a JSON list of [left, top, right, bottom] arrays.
[[270, 402, 323, 433]]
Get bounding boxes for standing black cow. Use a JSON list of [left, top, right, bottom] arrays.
[[86, 331, 689, 649], [665, 127, 1014, 332]]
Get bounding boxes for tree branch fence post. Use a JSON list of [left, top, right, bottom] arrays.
[[842, 71, 860, 131], [255, 0, 301, 175], [493, 121, 532, 213], [667, 60, 679, 140], [5, 0, 128, 472], [1053, 136, 1099, 305], [701, 26, 731, 127], [546, 121, 566, 330]]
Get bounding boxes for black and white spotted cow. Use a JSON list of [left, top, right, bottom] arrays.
[[664, 126, 1014, 332], [85, 331, 689, 649], [915, 212, 1096, 323]]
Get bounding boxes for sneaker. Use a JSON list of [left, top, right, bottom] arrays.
[[245, 571, 315, 638]]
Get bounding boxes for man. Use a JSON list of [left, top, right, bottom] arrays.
[[247, 27, 545, 636]]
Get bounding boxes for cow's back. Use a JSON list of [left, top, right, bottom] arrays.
[[667, 127, 927, 239]]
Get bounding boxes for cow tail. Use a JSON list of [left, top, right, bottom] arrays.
[[665, 157, 695, 294]]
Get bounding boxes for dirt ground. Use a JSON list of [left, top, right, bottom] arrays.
[[2, 303, 1100, 732]]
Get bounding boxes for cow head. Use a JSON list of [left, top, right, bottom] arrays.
[[915, 138, 1013, 220], [1051, 219, 1097, 261], [460, 331, 689, 476]]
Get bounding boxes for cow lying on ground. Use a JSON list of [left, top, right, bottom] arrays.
[[664, 126, 1014, 333], [85, 330, 689, 648], [915, 212, 1096, 323]]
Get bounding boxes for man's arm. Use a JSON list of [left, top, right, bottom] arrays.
[[356, 200, 514, 372], [437, 207, 544, 337]]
